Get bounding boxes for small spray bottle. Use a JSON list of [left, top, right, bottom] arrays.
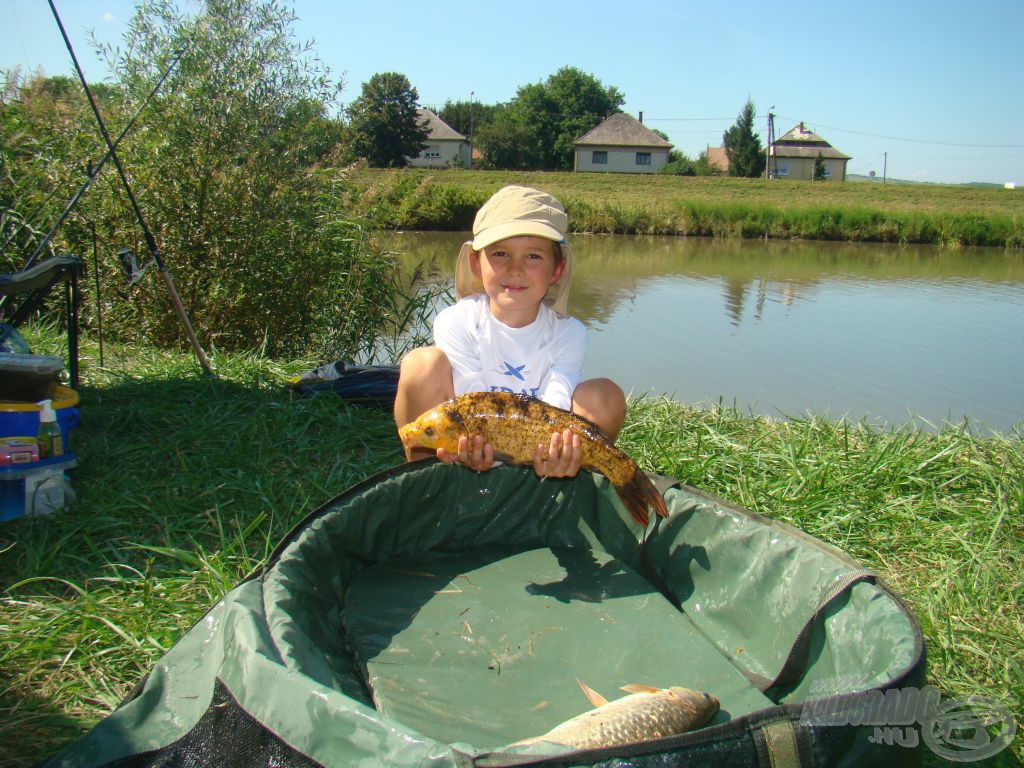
[[36, 399, 64, 459]]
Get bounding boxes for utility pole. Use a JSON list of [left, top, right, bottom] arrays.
[[883, 152, 888, 184], [765, 111, 770, 179], [469, 91, 475, 170], [765, 108, 776, 179]]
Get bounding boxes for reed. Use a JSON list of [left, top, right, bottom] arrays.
[[1, 328, 1020, 766]]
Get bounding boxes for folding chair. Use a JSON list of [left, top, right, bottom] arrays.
[[0, 255, 83, 387]]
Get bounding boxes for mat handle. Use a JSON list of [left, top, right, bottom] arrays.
[[754, 718, 808, 768], [760, 569, 877, 695]]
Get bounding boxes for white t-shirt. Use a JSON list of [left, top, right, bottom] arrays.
[[433, 294, 586, 410]]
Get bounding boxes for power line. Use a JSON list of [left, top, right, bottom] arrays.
[[886, 151, 1024, 161], [651, 112, 1024, 151], [775, 115, 1024, 149], [645, 117, 735, 122], [425, 101, 1023, 152], [849, 153, 886, 173]]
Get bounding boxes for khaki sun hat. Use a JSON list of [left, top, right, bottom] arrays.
[[454, 185, 573, 316]]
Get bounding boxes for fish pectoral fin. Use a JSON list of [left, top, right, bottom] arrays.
[[492, 450, 516, 464], [576, 679, 609, 708], [620, 684, 661, 695]]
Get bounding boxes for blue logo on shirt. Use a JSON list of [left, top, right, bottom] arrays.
[[497, 361, 527, 381], [490, 385, 541, 397]]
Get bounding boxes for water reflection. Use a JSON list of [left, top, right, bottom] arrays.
[[390, 231, 1024, 433]]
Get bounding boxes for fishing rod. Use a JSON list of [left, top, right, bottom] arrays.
[[48, 0, 212, 374], [4, 48, 185, 269]]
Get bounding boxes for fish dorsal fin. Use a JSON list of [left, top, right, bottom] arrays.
[[620, 684, 661, 695], [576, 679, 609, 708]]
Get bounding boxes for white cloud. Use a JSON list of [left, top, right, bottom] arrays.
[[101, 13, 116, 22]]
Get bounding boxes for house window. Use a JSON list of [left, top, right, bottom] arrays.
[[775, 163, 788, 177], [823, 166, 832, 178], [423, 150, 441, 159], [636, 152, 651, 166], [592, 150, 608, 164]]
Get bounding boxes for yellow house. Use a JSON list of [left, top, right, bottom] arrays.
[[573, 112, 672, 174], [769, 122, 850, 181]]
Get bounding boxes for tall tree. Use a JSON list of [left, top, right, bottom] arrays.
[[438, 98, 496, 140], [347, 73, 429, 167], [538, 67, 624, 169], [476, 67, 624, 170], [473, 104, 536, 170], [723, 99, 766, 178]]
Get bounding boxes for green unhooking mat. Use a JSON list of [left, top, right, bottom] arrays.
[[42, 460, 925, 768], [344, 546, 773, 749]]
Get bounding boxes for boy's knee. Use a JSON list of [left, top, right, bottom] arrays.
[[572, 378, 626, 441], [395, 347, 455, 434], [399, 346, 451, 382]]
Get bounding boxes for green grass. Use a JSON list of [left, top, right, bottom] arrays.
[[1, 329, 1021, 766], [346, 168, 1024, 248]]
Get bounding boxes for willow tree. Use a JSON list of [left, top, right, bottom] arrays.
[[33, 0, 405, 359]]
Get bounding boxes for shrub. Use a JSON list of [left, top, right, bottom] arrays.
[[658, 157, 697, 176], [0, 0, 427, 361]]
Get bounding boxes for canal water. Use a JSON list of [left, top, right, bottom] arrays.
[[389, 231, 1024, 434]]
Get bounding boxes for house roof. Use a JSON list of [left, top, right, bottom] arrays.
[[771, 145, 851, 160], [773, 122, 851, 160], [573, 112, 673, 148], [706, 145, 729, 171], [417, 108, 467, 142]]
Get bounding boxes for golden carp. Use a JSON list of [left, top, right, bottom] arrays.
[[398, 392, 669, 526], [512, 681, 719, 750]]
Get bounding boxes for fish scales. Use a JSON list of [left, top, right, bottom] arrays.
[[514, 686, 719, 750], [399, 392, 670, 526]]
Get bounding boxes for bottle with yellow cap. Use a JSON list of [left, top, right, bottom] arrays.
[[36, 399, 64, 459]]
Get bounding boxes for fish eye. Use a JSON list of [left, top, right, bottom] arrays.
[[424, 427, 434, 437]]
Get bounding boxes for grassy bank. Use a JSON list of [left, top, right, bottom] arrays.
[[1, 331, 1021, 766], [347, 168, 1024, 248]]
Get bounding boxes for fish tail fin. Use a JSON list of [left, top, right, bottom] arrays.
[[614, 468, 670, 527]]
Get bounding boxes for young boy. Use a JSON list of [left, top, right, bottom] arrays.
[[393, 185, 625, 477]]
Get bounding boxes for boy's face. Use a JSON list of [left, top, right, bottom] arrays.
[[471, 236, 564, 327]]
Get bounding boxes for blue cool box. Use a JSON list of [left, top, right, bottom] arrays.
[[0, 386, 80, 521], [0, 385, 80, 445], [0, 452, 77, 521]]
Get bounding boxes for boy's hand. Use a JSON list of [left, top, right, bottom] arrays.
[[533, 429, 582, 478], [437, 434, 494, 472]]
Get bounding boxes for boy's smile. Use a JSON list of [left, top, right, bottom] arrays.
[[471, 236, 564, 327]]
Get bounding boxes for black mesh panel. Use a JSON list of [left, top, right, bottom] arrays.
[[105, 679, 323, 768]]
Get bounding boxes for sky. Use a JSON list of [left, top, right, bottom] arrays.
[[2, 0, 1022, 186]]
